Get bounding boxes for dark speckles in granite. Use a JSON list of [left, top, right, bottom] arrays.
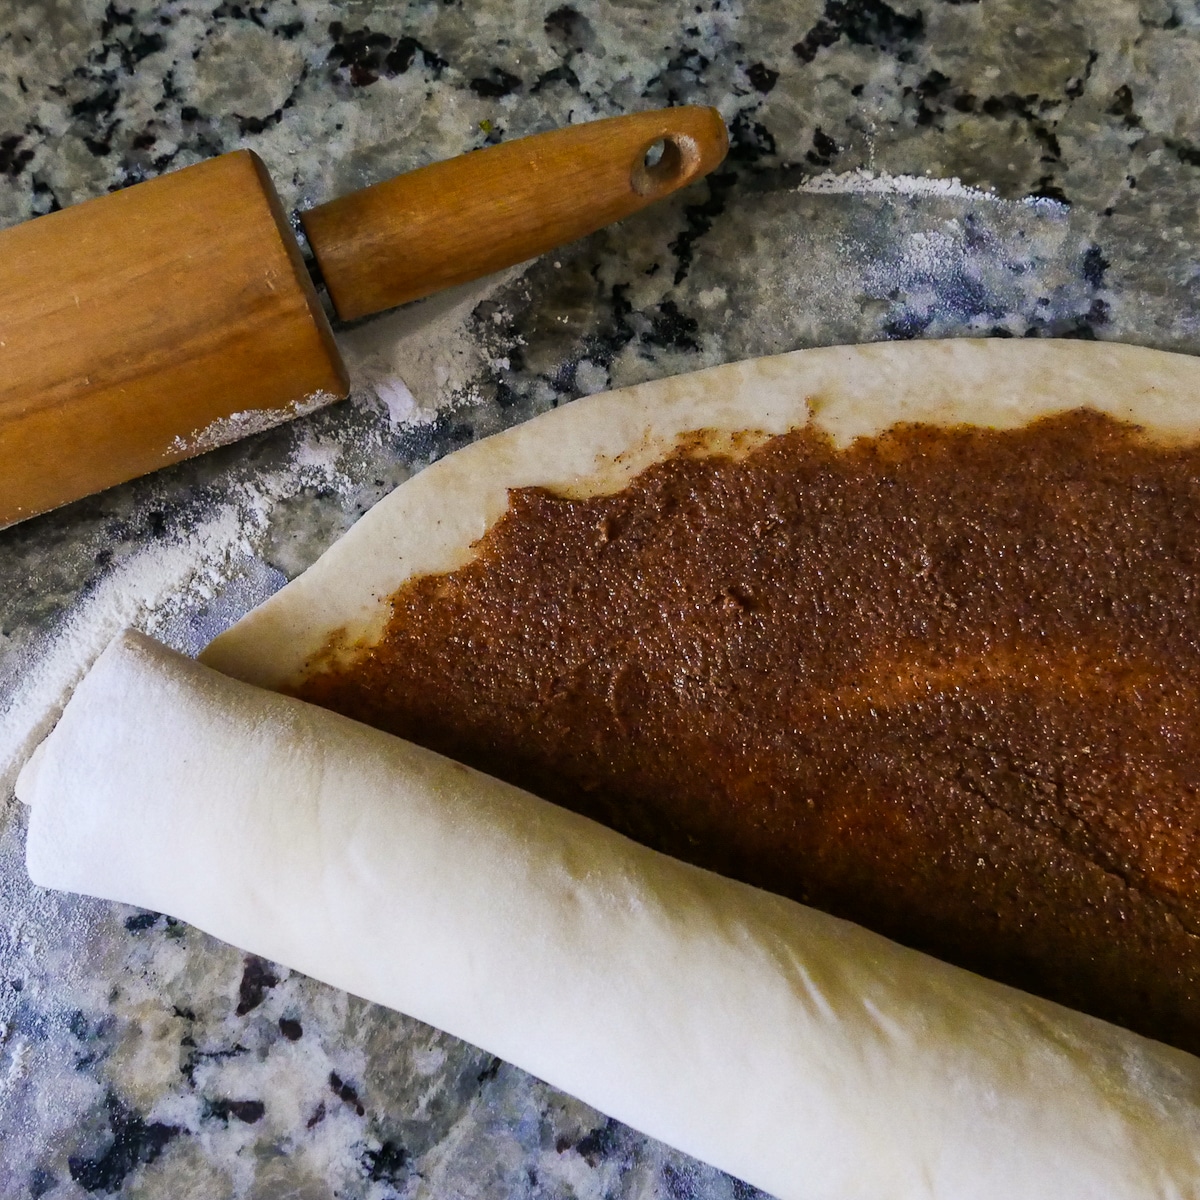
[[67, 1092, 181, 1195], [329, 1070, 367, 1116], [543, 5, 594, 55], [745, 61, 779, 93], [234, 955, 280, 1016], [645, 299, 702, 352], [278, 1015, 303, 1041], [29, 1167, 57, 1199], [793, 0, 927, 65], [0, 134, 35, 177], [3, 1, 1200, 1196], [470, 67, 525, 99], [573, 1116, 622, 1165], [202, 1096, 266, 1125], [180, 1037, 250, 1089], [326, 21, 448, 89], [362, 1138, 409, 1185], [669, 167, 738, 283]]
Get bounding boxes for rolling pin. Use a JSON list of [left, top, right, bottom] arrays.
[[0, 107, 727, 530]]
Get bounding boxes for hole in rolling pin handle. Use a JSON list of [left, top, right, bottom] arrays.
[[630, 135, 700, 197]]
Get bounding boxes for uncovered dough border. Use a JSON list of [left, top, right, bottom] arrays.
[[201, 338, 1200, 688]]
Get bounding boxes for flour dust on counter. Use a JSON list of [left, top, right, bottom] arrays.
[[0, 268, 518, 804]]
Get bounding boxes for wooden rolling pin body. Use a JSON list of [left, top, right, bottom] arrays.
[[0, 108, 727, 529], [0, 152, 344, 530]]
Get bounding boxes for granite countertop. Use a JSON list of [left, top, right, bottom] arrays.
[[2, 1, 1199, 1196]]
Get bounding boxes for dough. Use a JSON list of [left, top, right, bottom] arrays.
[[18, 631, 1200, 1199], [200, 338, 1200, 688]]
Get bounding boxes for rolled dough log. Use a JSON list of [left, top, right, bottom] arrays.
[[18, 631, 1200, 1199]]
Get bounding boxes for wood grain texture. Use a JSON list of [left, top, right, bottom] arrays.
[[301, 107, 729, 321], [0, 150, 348, 529]]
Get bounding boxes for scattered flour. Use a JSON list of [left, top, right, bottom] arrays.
[[0, 478, 287, 798], [371, 375, 420, 428], [798, 168, 1069, 210], [167, 390, 340, 456], [339, 267, 525, 429], [895, 229, 961, 276], [0, 266, 522, 800]]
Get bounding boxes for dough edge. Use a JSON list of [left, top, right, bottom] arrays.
[[200, 338, 1200, 689]]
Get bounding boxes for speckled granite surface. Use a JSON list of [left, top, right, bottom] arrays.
[[2, 1, 1200, 1196]]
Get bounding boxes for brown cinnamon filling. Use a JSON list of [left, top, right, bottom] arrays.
[[295, 409, 1200, 1053]]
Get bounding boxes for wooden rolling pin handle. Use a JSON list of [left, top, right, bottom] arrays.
[[300, 106, 729, 322]]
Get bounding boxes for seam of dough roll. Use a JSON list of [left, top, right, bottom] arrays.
[[199, 338, 1200, 689], [19, 630, 1200, 1200]]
